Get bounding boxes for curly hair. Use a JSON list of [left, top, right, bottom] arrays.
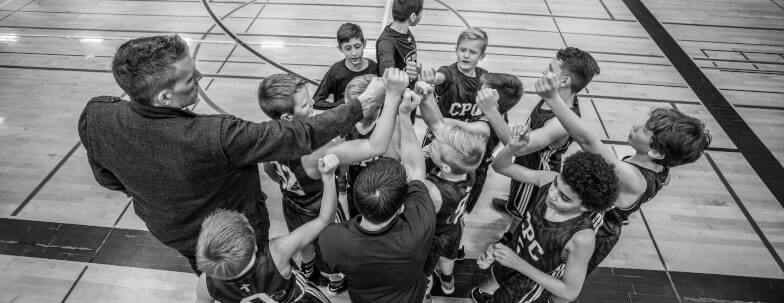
[[111, 35, 189, 105], [560, 151, 619, 211], [257, 73, 309, 119], [481, 73, 523, 114], [646, 108, 711, 167], [556, 47, 600, 93]]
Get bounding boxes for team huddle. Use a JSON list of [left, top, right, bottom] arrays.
[[78, 0, 713, 302]]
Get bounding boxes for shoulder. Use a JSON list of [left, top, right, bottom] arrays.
[[404, 180, 435, 211], [569, 229, 596, 251], [87, 95, 123, 104]]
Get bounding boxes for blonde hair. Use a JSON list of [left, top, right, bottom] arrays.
[[457, 27, 489, 53], [435, 124, 487, 174], [344, 74, 385, 125], [196, 209, 256, 280]]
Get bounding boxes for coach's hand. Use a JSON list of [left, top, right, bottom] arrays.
[[357, 77, 386, 118]]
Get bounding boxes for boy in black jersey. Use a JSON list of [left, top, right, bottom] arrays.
[[492, 47, 600, 233], [194, 154, 340, 303], [258, 70, 409, 292], [476, 139, 619, 303], [377, 0, 423, 81], [313, 23, 378, 110], [534, 69, 711, 281]]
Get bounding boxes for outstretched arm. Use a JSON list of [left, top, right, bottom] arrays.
[[270, 155, 339, 272], [416, 81, 446, 134], [476, 88, 513, 145], [398, 90, 427, 182], [420, 67, 446, 86], [491, 125, 558, 186]]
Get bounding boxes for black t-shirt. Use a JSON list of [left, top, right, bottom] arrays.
[[319, 180, 435, 303], [435, 62, 488, 121], [376, 25, 417, 76], [313, 59, 379, 109]]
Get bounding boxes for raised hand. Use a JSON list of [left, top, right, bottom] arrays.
[[534, 70, 560, 101], [384, 68, 410, 97], [318, 154, 340, 176], [405, 60, 421, 81], [419, 68, 437, 84], [399, 88, 422, 114], [414, 81, 434, 97], [509, 124, 531, 151], [476, 88, 500, 114]]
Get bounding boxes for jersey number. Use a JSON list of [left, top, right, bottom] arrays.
[[517, 211, 544, 262]]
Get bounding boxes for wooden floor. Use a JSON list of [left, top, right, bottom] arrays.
[[1, 0, 783, 302]]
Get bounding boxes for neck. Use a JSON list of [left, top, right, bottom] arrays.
[[437, 170, 467, 182], [359, 216, 394, 231], [457, 65, 476, 77], [345, 58, 367, 72], [544, 206, 583, 222], [541, 90, 576, 109], [626, 153, 665, 172], [390, 21, 409, 34]]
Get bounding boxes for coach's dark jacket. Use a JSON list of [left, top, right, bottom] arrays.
[[78, 96, 363, 257]]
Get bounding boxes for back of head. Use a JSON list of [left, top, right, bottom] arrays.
[[257, 74, 308, 119], [646, 108, 711, 167], [556, 47, 600, 93], [353, 158, 408, 224], [561, 151, 619, 212], [337, 22, 365, 45], [436, 124, 487, 175], [345, 74, 384, 124], [111, 34, 189, 105], [392, 0, 424, 22], [481, 73, 523, 114], [456, 27, 489, 54], [196, 209, 256, 280]]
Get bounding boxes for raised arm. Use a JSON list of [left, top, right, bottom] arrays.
[[270, 154, 339, 272], [476, 88, 513, 144], [492, 125, 558, 186], [398, 90, 426, 182], [416, 81, 446, 133], [493, 229, 595, 302]]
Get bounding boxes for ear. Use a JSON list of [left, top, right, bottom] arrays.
[[155, 89, 173, 107], [559, 75, 571, 89], [409, 12, 418, 23], [648, 149, 664, 160], [440, 163, 452, 175]]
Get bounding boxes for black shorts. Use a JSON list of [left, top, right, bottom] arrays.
[[424, 220, 464, 273], [489, 264, 550, 303], [588, 217, 623, 275], [282, 197, 319, 232]]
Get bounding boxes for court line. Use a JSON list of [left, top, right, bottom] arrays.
[[660, 21, 784, 32], [432, 0, 470, 28], [623, 0, 784, 210], [10, 142, 82, 216], [771, 0, 784, 11], [598, 0, 615, 20], [0, 0, 33, 23], [60, 265, 88, 303]]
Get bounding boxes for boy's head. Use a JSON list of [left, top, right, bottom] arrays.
[[337, 23, 366, 68], [545, 47, 600, 94], [112, 34, 202, 107], [481, 73, 524, 114], [345, 74, 385, 125], [257, 74, 314, 120], [392, 0, 424, 26], [353, 157, 408, 224], [455, 27, 488, 72], [428, 124, 487, 175], [196, 209, 256, 280], [629, 108, 711, 167], [549, 151, 619, 213]]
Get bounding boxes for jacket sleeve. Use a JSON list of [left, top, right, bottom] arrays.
[[86, 156, 128, 194], [220, 100, 364, 166]]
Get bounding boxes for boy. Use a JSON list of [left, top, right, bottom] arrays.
[[420, 27, 489, 121], [492, 47, 600, 229], [377, 0, 423, 120], [534, 69, 711, 276], [258, 70, 409, 292], [194, 154, 339, 303], [474, 134, 619, 303], [313, 23, 378, 110], [318, 92, 439, 303]]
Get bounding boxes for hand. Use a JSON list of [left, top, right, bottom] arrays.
[[414, 81, 434, 96], [384, 68, 410, 97], [420, 68, 437, 84], [509, 124, 531, 149], [476, 88, 500, 114], [534, 71, 560, 101], [493, 243, 522, 269], [477, 244, 495, 269], [405, 60, 421, 81], [358, 77, 385, 117], [399, 88, 421, 114], [318, 154, 340, 176]]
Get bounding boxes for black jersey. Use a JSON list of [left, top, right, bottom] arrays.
[[343, 123, 379, 218], [313, 59, 379, 109], [510, 98, 581, 216], [207, 243, 309, 303], [426, 173, 474, 234], [266, 159, 323, 214], [435, 63, 488, 121], [493, 183, 594, 303]]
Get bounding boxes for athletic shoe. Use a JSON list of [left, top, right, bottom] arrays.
[[471, 287, 492, 303], [300, 259, 315, 279], [456, 246, 466, 261], [433, 268, 455, 295], [327, 276, 348, 295]]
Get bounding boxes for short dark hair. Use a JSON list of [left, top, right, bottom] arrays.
[[392, 0, 424, 22], [646, 108, 711, 167], [111, 35, 189, 105], [481, 73, 523, 114], [337, 23, 365, 46], [353, 157, 407, 224], [257, 74, 308, 119], [560, 151, 619, 212], [556, 47, 600, 93]]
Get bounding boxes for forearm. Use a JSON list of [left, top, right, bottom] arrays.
[[546, 95, 598, 147], [419, 95, 444, 132], [398, 116, 425, 178], [368, 94, 400, 152], [491, 145, 517, 173], [484, 109, 512, 144], [317, 176, 338, 224], [305, 101, 364, 148]]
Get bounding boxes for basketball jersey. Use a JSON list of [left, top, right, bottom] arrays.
[[495, 182, 594, 303], [206, 243, 307, 303], [593, 157, 670, 230], [434, 63, 488, 121], [426, 173, 474, 234], [511, 98, 581, 215], [267, 159, 323, 214]]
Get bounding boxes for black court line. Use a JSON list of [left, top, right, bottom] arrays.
[[704, 153, 784, 273], [10, 142, 81, 216], [0, 0, 34, 23], [771, 0, 784, 11], [623, 0, 784, 209], [60, 265, 88, 303]]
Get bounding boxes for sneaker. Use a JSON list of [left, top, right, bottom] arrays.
[[470, 287, 492, 303], [456, 246, 466, 261], [300, 259, 315, 279], [327, 276, 348, 295], [433, 269, 455, 295]]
